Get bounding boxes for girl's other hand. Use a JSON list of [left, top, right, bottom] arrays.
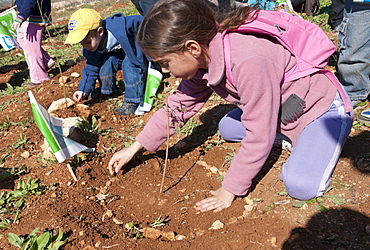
[[108, 141, 143, 175], [195, 186, 235, 212]]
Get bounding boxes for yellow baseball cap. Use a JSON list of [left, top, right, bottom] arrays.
[[65, 8, 102, 44]]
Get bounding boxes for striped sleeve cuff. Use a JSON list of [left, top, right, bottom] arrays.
[[14, 15, 25, 23]]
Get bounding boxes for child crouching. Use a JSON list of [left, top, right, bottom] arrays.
[[65, 8, 148, 115]]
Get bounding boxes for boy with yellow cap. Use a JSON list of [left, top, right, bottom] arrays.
[[65, 8, 148, 115]]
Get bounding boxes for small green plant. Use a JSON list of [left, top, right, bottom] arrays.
[[12, 117, 33, 129], [76, 116, 103, 137], [0, 116, 11, 131], [205, 132, 226, 149], [13, 133, 30, 149], [125, 222, 144, 239], [179, 117, 200, 137], [0, 83, 26, 97], [264, 202, 275, 214], [0, 150, 11, 163], [150, 215, 169, 228], [217, 175, 225, 181], [277, 190, 288, 196], [8, 227, 67, 250], [225, 146, 237, 165], [0, 218, 11, 229], [0, 177, 45, 220], [35, 154, 58, 167], [0, 165, 29, 181]]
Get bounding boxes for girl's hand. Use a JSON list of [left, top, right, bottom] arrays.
[[195, 186, 235, 212], [12, 21, 21, 31], [73, 91, 86, 102], [108, 141, 143, 175]]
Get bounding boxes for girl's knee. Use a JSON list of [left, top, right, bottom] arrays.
[[283, 177, 322, 201]]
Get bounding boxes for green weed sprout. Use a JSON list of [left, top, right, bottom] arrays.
[[150, 215, 168, 228]]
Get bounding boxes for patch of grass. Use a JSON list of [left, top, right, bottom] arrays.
[[302, 0, 334, 33], [0, 83, 26, 97]]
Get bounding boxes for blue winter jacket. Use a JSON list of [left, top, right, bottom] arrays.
[[79, 13, 148, 96], [15, 0, 51, 24]]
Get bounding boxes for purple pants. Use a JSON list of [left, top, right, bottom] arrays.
[[17, 21, 54, 84], [218, 93, 353, 200]]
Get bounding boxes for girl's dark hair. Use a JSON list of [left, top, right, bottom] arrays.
[[136, 0, 258, 58]]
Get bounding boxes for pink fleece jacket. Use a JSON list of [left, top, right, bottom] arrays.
[[136, 32, 338, 196]]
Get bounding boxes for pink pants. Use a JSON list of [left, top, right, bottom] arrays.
[[17, 21, 54, 84]]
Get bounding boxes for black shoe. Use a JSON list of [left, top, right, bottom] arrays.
[[116, 102, 139, 116]]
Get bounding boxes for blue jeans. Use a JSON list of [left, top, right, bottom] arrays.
[[100, 53, 146, 103], [99, 53, 124, 95], [337, 3, 370, 101]]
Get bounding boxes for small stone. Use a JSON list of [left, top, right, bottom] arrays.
[[71, 72, 80, 78], [209, 220, 224, 230], [271, 236, 277, 247], [20, 151, 30, 158], [196, 160, 211, 169], [142, 227, 162, 239], [79, 231, 84, 236], [244, 205, 254, 212], [113, 217, 124, 224], [209, 166, 219, 173], [161, 231, 175, 241], [59, 75, 69, 85], [176, 234, 186, 240], [228, 217, 238, 224]]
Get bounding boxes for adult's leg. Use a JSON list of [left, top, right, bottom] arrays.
[[99, 53, 123, 95], [17, 22, 50, 83], [280, 93, 353, 200], [337, 7, 370, 102]]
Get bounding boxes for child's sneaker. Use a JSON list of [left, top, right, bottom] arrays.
[[116, 102, 139, 116], [352, 99, 368, 110], [357, 109, 370, 123]]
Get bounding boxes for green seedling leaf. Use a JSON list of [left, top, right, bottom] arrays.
[[316, 204, 328, 212], [277, 190, 288, 196], [327, 194, 346, 205], [292, 200, 307, 208], [37, 231, 51, 249], [7, 232, 22, 248]]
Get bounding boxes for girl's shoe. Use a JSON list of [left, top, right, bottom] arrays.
[[357, 109, 370, 123], [116, 102, 139, 116]]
